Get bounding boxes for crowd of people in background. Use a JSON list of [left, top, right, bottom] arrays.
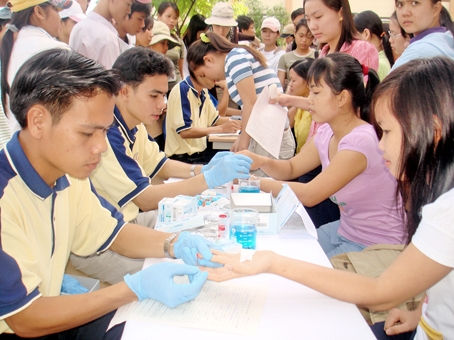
[[0, 0, 453, 339]]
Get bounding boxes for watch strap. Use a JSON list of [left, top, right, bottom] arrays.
[[164, 233, 178, 259]]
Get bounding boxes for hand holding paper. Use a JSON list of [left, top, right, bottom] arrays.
[[269, 84, 278, 99], [246, 85, 288, 158]]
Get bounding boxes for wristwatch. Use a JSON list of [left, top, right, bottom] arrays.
[[190, 164, 197, 177], [163, 233, 178, 259]]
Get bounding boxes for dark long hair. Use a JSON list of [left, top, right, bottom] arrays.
[[304, 0, 357, 52], [289, 58, 315, 81], [308, 53, 380, 122], [187, 32, 267, 71], [439, 6, 454, 38], [354, 11, 394, 66], [157, 2, 179, 17], [371, 57, 454, 241], [182, 14, 207, 49], [1, 5, 42, 112]]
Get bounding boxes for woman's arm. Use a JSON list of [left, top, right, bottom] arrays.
[[278, 70, 286, 88], [231, 76, 257, 152], [240, 138, 320, 180], [208, 243, 451, 311], [288, 106, 297, 128], [271, 93, 311, 111], [178, 58, 185, 79], [251, 140, 368, 207], [215, 80, 229, 116]]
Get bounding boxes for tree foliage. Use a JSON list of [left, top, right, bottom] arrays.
[[151, 0, 291, 37]]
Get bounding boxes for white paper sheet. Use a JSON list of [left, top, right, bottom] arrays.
[[275, 184, 301, 228], [245, 86, 288, 158], [296, 204, 318, 239], [209, 131, 241, 137], [109, 280, 268, 336]]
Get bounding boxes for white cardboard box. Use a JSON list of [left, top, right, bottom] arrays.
[[154, 214, 205, 233], [230, 185, 301, 234], [229, 192, 273, 213]]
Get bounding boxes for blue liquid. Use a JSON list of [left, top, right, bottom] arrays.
[[230, 224, 257, 249], [238, 185, 260, 193]]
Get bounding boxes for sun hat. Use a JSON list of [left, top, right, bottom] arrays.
[[280, 23, 295, 38], [7, 0, 72, 12], [150, 21, 180, 49], [59, 0, 85, 22], [261, 17, 280, 32], [205, 2, 237, 27]]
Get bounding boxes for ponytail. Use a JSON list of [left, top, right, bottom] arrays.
[[187, 32, 267, 72], [1, 6, 37, 112], [308, 53, 380, 123], [439, 6, 454, 39], [354, 11, 395, 66], [381, 33, 395, 66], [362, 67, 380, 122]]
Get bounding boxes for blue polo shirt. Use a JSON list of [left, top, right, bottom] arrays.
[[0, 132, 125, 334]]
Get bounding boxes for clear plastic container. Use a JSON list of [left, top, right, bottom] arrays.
[[229, 208, 258, 249], [238, 178, 260, 193]]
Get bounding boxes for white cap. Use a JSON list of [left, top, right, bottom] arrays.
[[261, 17, 280, 32], [59, 1, 86, 22]]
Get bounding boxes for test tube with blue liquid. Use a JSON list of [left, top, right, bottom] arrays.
[[229, 208, 258, 249]]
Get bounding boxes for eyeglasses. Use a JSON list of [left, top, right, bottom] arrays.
[[388, 31, 402, 38]]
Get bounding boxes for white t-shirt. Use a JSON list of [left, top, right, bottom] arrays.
[[259, 47, 285, 75], [69, 11, 122, 69], [412, 187, 454, 340], [7, 26, 70, 134]]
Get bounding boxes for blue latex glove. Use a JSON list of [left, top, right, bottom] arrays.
[[203, 154, 252, 189], [124, 262, 208, 308], [174, 231, 223, 268], [201, 151, 233, 172], [61, 274, 89, 295]]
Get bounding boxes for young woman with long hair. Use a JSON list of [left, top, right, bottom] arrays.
[[1, 0, 70, 135], [187, 32, 295, 176], [208, 56, 454, 340], [354, 10, 395, 80], [239, 53, 403, 257]]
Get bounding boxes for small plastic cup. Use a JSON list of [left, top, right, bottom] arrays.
[[238, 178, 260, 193], [229, 208, 258, 249]]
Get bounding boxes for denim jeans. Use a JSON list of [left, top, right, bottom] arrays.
[[316, 220, 367, 258]]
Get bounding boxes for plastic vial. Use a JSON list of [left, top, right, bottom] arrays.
[[218, 214, 228, 239]]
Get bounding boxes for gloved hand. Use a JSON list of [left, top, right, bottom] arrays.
[[174, 231, 223, 267], [203, 154, 252, 189], [60, 274, 89, 295], [124, 262, 208, 308], [201, 151, 233, 172]]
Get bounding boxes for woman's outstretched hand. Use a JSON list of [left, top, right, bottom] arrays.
[[201, 250, 274, 282]]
